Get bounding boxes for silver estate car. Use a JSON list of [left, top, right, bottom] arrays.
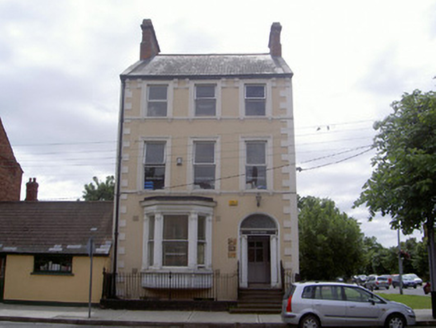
[[282, 282, 415, 328]]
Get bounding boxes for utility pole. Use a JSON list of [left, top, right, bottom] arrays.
[[397, 229, 403, 295]]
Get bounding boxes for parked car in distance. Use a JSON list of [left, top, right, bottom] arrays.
[[405, 273, 423, 286], [380, 274, 393, 285], [392, 274, 418, 289], [282, 281, 416, 328], [364, 275, 390, 290], [353, 274, 367, 285]]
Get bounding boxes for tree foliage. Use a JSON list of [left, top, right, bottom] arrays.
[[298, 196, 364, 280], [355, 89, 436, 234], [83, 176, 115, 201]]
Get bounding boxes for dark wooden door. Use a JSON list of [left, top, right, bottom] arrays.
[[247, 236, 270, 284]]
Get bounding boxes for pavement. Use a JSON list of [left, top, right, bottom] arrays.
[[0, 304, 436, 327]]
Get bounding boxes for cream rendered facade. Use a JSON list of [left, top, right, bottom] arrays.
[[4, 255, 110, 304], [115, 20, 298, 298]]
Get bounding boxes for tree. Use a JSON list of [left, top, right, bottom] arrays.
[[83, 176, 115, 201], [298, 196, 364, 280], [354, 89, 436, 316]]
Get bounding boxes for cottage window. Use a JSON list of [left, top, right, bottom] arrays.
[[195, 85, 216, 116], [193, 141, 215, 189], [147, 85, 167, 117], [245, 85, 266, 116], [34, 255, 72, 274], [144, 142, 166, 190], [246, 141, 267, 189]]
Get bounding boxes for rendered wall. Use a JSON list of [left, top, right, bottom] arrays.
[[4, 254, 110, 303], [118, 77, 299, 281]]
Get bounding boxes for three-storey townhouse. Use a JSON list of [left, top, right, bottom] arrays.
[[114, 19, 299, 303]]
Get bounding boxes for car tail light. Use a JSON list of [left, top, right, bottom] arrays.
[[286, 295, 292, 312]]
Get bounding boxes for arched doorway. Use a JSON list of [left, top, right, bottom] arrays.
[[239, 214, 279, 288]]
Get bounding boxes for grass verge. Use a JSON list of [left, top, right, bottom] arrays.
[[376, 293, 431, 309]]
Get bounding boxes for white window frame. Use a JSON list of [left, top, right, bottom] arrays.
[[239, 80, 272, 118], [141, 82, 174, 117], [188, 137, 220, 191], [189, 81, 221, 118], [239, 136, 273, 191], [139, 137, 171, 191], [193, 141, 216, 190], [142, 204, 214, 272]]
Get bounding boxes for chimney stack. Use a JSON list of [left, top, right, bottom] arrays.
[[25, 178, 39, 201], [140, 19, 160, 60], [268, 22, 282, 57]]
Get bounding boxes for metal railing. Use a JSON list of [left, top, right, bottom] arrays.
[[102, 270, 238, 301]]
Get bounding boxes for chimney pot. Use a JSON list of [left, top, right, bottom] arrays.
[[268, 22, 282, 57], [140, 19, 160, 60], [25, 177, 39, 201]]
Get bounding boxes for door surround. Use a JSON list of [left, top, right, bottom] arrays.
[[239, 214, 280, 288]]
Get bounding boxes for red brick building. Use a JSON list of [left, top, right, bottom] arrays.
[[0, 118, 23, 201]]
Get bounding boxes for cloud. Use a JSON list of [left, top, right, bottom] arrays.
[[0, 0, 434, 247]]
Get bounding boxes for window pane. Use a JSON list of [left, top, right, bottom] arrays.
[[34, 255, 72, 273], [149, 85, 167, 100], [195, 99, 216, 116], [148, 242, 154, 266], [247, 142, 266, 164], [246, 166, 267, 189], [144, 166, 165, 189], [198, 216, 206, 240], [194, 167, 215, 189], [246, 85, 265, 98], [195, 142, 214, 163], [246, 100, 265, 116], [148, 216, 155, 240], [162, 242, 188, 266], [145, 143, 165, 164], [147, 102, 167, 117], [196, 85, 215, 98], [197, 243, 205, 265], [163, 215, 188, 239]]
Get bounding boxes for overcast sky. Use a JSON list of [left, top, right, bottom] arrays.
[[1, 0, 435, 248]]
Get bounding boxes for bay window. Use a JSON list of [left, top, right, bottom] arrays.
[[162, 215, 188, 266]]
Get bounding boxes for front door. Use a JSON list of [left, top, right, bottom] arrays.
[[247, 236, 270, 285]]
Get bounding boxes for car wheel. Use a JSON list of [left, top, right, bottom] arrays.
[[385, 314, 406, 328], [414, 285, 417, 289], [386, 286, 389, 290], [299, 314, 320, 328]]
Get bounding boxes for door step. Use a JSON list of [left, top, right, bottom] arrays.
[[229, 288, 283, 314]]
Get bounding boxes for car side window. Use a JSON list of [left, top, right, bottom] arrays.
[[312, 285, 342, 300], [302, 286, 315, 299], [344, 287, 381, 303]]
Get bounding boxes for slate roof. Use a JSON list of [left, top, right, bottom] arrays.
[[0, 201, 113, 256], [121, 54, 293, 80]]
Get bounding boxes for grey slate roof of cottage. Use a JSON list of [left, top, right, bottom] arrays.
[[121, 54, 293, 80], [0, 201, 113, 256]]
